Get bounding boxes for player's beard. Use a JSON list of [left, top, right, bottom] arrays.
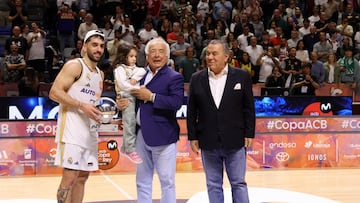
[[88, 51, 102, 63]]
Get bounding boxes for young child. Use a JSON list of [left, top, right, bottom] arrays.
[[113, 42, 146, 164]]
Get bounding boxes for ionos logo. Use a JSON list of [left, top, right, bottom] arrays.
[[305, 141, 330, 149], [269, 142, 296, 149], [275, 152, 290, 162], [308, 154, 327, 161]]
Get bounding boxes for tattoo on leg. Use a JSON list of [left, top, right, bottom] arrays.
[[57, 188, 69, 203]]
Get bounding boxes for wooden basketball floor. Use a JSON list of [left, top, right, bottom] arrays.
[[0, 168, 360, 202]]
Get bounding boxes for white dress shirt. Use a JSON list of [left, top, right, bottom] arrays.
[[208, 65, 228, 109]]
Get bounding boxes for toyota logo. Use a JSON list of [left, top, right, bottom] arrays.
[[276, 152, 290, 162]]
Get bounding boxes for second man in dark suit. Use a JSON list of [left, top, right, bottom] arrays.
[[187, 40, 255, 203]]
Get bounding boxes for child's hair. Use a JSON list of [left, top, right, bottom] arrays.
[[112, 42, 138, 67]]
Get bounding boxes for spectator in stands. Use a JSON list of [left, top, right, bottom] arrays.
[[250, 12, 264, 41], [179, 46, 200, 83], [188, 28, 202, 59], [202, 29, 216, 48], [285, 0, 297, 19], [244, 0, 263, 19], [133, 34, 146, 67], [69, 39, 83, 59], [265, 65, 285, 88], [27, 22, 46, 82], [167, 22, 181, 45], [100, 21, 115, 45], [158, 17, 172, 40], [239, 51, 254, 79], [336, 18, 354, 38], [5, 25, 28, 57], [76, 0, 92, 12], [338, 47, 360, 88], [321, 0, 339, 23], [8, 0, 28, 29], [228, 49, 239, 68], [110, 5, 124, 31], [77, 13, 98, 42], [299, 18, 311, 38], [287, 30, 301, 49], [214, 19, 228, 40], [138, 20, 158, 44], [328, 29, 340, 53], [197, 0, 209, 20], [21, 23, 30, 39], [343, 4, 360, 31], [170, 32, 190, 71], [57, 3, 76, 52], [237, 24, 254, 51], [310, 52, 326, 84], [107, 29, 124, 64], [308, 7, 320, 25], [278, 37, 289, 62], [231, 40, 243, 62], [292, 7, 304, 28], [74, 9, 87, 35], [296, 40, 310, 63], [336, 36, 354, 59], [200, 15, 215, 40], [245, 36, 263, 83], [4, 43, 26, 82], [18, 66, 39, 96], [270, 26, 283, 50], [303, 25, 320, 53], [324, 53, 341, 84], [119, 15, 135, 44], [0, 0, 11, 26], [257, 46, 279, 83], [314, 12, 329, 33], [281, 47, 302, 87], [268, 9, 287, 30], [291, 62, 320, 96], [313, 31, 333, 63], [212, 0, 232, 24], [259, 31, 274, 52]]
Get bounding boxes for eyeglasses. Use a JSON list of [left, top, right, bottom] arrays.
[[149, 49, 166, 56]]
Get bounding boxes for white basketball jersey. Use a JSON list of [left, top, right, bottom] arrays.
[[55, 58, 103, 149]]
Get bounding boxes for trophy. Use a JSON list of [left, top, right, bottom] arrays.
[[95, 97, 119, 132]]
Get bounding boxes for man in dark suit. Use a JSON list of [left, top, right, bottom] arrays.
[[119, 37, 184, 203], [187, 40, 255, 203]]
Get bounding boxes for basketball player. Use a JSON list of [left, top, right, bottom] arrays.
[[49, 30, 105, 203]]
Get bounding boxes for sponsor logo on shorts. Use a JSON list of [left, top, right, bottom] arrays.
[[67, 157, 73, 164]]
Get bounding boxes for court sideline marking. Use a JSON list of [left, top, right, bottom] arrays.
[[101, 171, 135, 200]]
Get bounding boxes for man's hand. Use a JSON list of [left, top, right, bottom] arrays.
[[116, 96, 129, 110], [80, 103, 102, 123], [190, 140, 200, 155], [245, 138, 253, 148], [131, 86, 153, 101]]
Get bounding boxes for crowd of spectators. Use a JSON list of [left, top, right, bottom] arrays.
[[1, 0, 360, 96]]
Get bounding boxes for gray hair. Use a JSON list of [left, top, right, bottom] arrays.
[[145, 37, 170, 60], [208, 40, 230, 55]]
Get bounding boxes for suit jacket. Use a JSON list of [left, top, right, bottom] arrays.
[[187, 66, 255, 150], [138, 65, 184, 146]]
